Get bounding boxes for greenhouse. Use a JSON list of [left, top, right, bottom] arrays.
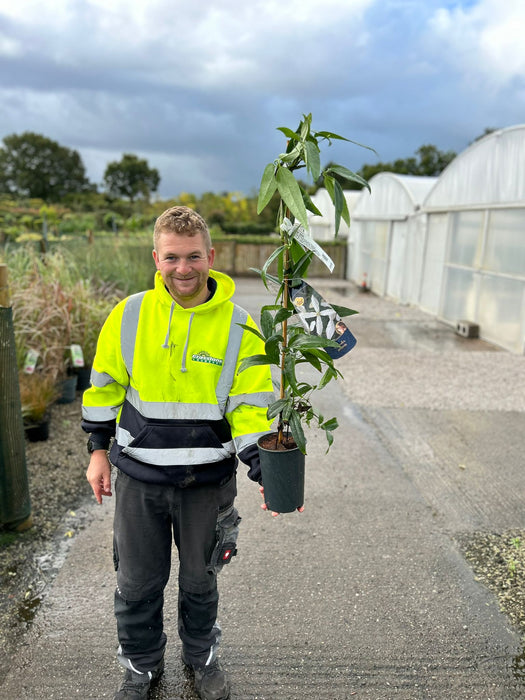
[[347, 172, 437, 299], [415, 125, 525, 354], [308, 188, 361, 241], [342, 125, 525, 354]]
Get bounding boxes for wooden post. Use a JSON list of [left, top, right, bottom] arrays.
[[0, 264, 9, 307], [0, 263, 32, 531]]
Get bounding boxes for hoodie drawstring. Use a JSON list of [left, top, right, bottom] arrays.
[[162, 302, 194, 373], [162, 302, 175, 349], [180, 313, 194, 373]]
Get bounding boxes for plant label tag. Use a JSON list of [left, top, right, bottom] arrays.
[[280, 218, 335, 273], [23, 348, 40, 374], [70, 344, 85, 368], [290, 281, 356, 360]]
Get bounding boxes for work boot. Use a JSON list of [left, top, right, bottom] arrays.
[[182, 652, 230, 700], [114, 658, 164, 699]]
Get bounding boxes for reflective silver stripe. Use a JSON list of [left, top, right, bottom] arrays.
[[226, 391, 274, 413], [82, 404, 120, 421], [121, 292, 147, 376], [90, 368, 118, 388], [216, 304, 248, 414], [126, 386, 224, 420], [234, 431, 272, 453], [116, 426, 235, 466]]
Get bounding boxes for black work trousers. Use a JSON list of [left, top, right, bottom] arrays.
[[113, 469, 239, 673]]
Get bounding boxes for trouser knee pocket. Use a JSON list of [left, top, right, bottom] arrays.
[[208, 504, 241, 573]]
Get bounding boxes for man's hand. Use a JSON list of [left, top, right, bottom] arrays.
[[86, 450, 112, 504], [259, 485, 304, 517]]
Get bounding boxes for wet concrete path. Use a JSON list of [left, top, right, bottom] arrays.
[[1, 279, 525, 699]]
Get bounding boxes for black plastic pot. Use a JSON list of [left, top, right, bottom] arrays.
[[258, 432, 305, 513], [57, 375, 78, 404], [24, 418, 50, 442], [75, 366, 92, 392]]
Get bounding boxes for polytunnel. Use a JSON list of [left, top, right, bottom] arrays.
[[307, 188, 361, 241], [419, 125, 525, 354], [348, 173, 437, 300]]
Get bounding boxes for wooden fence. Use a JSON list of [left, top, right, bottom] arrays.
[[213, 240, 347, 278]]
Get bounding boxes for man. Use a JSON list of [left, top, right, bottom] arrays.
[[82, 206, 274, 700]]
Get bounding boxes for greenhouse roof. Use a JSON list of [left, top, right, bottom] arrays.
[[353, 173, 437, 219], [423, 124, 525, 210]]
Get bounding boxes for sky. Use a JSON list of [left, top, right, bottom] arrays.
[[0, 0, 524, 199]]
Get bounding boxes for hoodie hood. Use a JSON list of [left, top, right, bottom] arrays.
[[154, 268, 235, 313]]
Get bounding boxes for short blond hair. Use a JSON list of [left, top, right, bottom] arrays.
[[153, 206, 211, 252]]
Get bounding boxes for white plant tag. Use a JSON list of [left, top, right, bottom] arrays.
[[280, 217, 335, 273], [23, 348, 39, 374], [70, 344, 85, 368]]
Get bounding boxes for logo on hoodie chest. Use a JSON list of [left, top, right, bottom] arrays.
[[191, 351, 224, 367]]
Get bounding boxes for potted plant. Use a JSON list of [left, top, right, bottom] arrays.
[[239, 113, 371, 512], [18, 371, 59, 441], [70, 280, 121, 391]]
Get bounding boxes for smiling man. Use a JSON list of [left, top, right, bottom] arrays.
[[82, 206, 274, 700]]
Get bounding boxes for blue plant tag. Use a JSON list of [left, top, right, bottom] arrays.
[[290, 281, 356, 360]]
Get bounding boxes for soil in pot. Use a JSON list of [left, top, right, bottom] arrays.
[[258, 432, 297, 451]]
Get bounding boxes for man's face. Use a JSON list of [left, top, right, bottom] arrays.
[[153, 231, 215, 308]]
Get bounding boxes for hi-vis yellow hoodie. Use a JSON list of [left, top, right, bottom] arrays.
[[82, 269, 274, 486]]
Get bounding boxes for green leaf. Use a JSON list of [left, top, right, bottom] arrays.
[[275, 166, 308, 228], [265, 336, 281, 364], [324, 173, 335, 201], [289, 250, 313, 282], [257, 163, 278, 214], [321, 417, 339, 431], [331, 304, 358, 318], [261, 244, 286, 287], [315, 132, 377, 156], [325, 164, 371, 192], [298, 349, 322, 372], [314, 130, 349, 142], [274, 307, 294, 324], [289, 409, 307, 454], [284, 353, 300, 394], [277, 127, 301, 141], [260, 308, 274, 339], [267, 397, 291, 420], [318, 367, 337, 390], [299, 346, 338, 364], [303, 188, 323, 217], [333, 179, 350, 234], [295, 382, 313, 396], [289, 334, 340, 350], [273, 309, 295, 325], [238, 354, 275, 373], [304, 140, 321, 181], [250, 269, 281, 289], [237, 323, 265, 342], [299, 113, 312, 140]]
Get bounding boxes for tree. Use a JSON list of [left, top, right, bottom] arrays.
[[0, 132, 93, 201], [103, 153, 160, 203], [470, 127, 498, 144]]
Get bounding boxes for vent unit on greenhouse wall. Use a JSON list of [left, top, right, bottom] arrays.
[[455, 320, 479, 338]]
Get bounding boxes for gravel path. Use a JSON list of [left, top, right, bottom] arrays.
[[0, 396, 91, 679]]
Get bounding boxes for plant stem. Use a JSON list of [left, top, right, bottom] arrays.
[[278, 217, 290, 444]]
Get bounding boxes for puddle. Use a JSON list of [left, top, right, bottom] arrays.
[[16, 593, 42, 625]]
